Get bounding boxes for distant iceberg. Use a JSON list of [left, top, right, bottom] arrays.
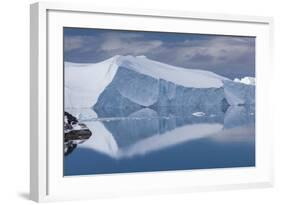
[[234, 77, 255, 85]]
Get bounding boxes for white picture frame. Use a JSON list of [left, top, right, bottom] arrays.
[[30, 2, 274, 202]]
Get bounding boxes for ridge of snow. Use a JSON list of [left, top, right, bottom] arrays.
[[64, 56, 119, 108], [114, 55, 228, 88]]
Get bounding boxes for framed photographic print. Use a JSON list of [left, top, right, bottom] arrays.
[[30, 2, 274, 202]]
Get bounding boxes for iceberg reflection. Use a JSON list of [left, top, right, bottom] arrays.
[[66, 105, 255, 159]]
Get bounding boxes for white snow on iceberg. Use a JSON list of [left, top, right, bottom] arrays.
[[64, 57, 119, 108], [64, 55, 255, 110], [234, 77, 255, 85]]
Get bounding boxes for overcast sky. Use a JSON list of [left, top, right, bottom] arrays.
[[64, 27, 255, 79]]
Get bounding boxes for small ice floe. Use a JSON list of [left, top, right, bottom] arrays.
[[250, 113, 254, 115], [192, 112, 206, 117], [210, 114, 216, 118]]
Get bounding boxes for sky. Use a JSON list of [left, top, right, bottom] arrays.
[[64, 27, 255, 79]]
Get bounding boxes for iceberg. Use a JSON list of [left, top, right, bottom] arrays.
[[65, 55, 255, 112], [64, 55, 255, 159]]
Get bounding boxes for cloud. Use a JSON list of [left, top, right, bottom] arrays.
[[99, 33, 163, 55], [64, 29, 255, 79], [64, 32, 163, 61], [161, 36, 255, 67], [64, 35, 103, 54], [142, 36, 255, 78], [64, 36, 84, 52]]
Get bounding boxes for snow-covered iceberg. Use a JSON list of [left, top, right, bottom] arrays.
[[64, 55, 255, 112], [64, 55, 255, 159]]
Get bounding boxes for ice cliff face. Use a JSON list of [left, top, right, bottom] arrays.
[[64, 55, 255, 112]]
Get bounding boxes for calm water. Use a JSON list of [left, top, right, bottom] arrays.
[[64, 106, 255, 176]]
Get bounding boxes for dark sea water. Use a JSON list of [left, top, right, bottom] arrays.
[[64, 106, 255, 176]]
